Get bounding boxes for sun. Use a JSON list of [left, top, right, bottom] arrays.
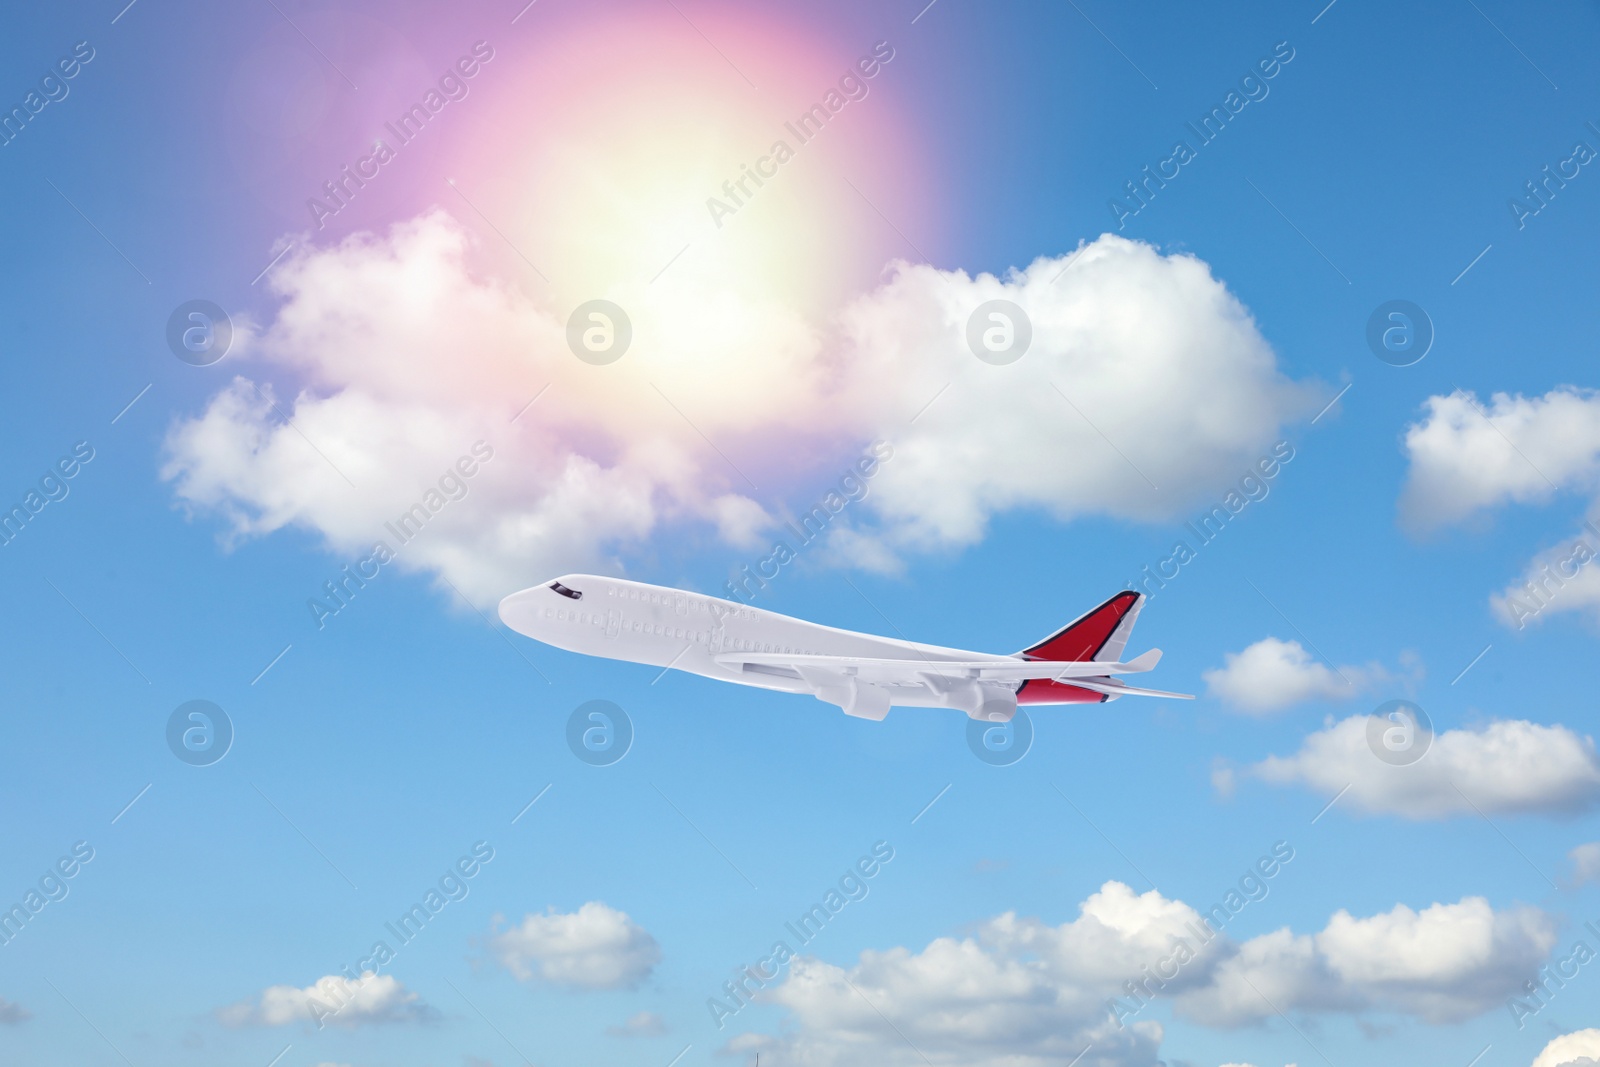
[[453, 4, 928, 315]]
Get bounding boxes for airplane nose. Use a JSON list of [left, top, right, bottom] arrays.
[[498, 585, 551, 638]]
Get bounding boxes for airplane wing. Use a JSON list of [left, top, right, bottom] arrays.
[[711, 648, 1163, 684], [709, 649, 1189, 719]]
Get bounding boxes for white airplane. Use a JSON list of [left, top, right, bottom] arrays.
[[499, 572, 1190, 723], [499, 575, 1190, 720]]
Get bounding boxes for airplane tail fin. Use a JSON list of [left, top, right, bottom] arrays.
[[1016, 591, 1144, 663]]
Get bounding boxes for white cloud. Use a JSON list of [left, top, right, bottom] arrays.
[[1399, 388, 1600, 533], [1248, 714, 1600, 818], [750, 881, 1184, 1067], [1533, 1030, 1600, 1067], [1490, 523, 1600, 631], [488, 902, 660, 990], [825, 239, 1320, 561], [1400, 389, 1600, 636], [162, 213, 1318, 602], [1176, 897, 1556, 1025], [733, 881, 1550, 1067], [1568, 843, 1600, 888], [217, 972, 427, 1028], [709, 494, 774, 552], [608, 1010, 669, 1037], [1202, 638, 1387, 715], [0, 997, 29, 1024]]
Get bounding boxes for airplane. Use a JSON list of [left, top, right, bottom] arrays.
[[499, 575, 1190, 721]]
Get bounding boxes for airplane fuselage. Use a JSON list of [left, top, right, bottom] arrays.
[[499, 574, 1186, 719], [500, 574, 984, 705]]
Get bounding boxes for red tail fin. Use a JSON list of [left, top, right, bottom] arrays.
[[1016, 591, 1142, 662]]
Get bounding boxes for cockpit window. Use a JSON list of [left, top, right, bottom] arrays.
[[549, 581, 583, 600]]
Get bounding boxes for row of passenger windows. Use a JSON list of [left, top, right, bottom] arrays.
[[604, 586, 754, 619], [544, 605, 815, 654]]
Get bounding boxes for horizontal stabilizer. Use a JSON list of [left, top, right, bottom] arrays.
[[1064, 677, 1193, 700], [1121, 648, 1161, 673]]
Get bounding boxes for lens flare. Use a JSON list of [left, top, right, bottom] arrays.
[[452, 4, 930, 313]]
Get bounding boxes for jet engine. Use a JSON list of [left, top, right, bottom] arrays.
[[817, 677, 892, 721]]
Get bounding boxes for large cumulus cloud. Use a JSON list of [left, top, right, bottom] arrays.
[[1248, 714, 1600, 818], [163, 212, 1318, 601], [730, 881, 1554, 1067]]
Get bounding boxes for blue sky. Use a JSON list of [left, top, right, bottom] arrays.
[[2, 2, 1599, 1067]]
